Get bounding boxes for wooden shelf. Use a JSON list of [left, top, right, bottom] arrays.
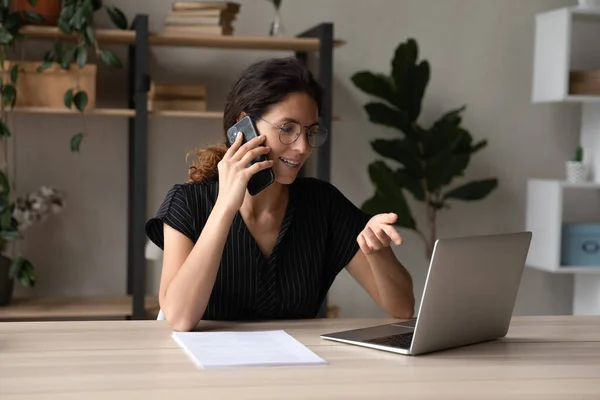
[[527, 264, 600, 274], [5, 107, 135, 117], [19, 26, 345, 51], [5, 107, 341, 121], [0, 296, 159, 320]]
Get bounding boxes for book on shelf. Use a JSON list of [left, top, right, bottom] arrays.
[[148, 82, 207, 112], [164, 1, 240, 36]]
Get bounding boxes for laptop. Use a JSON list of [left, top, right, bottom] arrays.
[[321, 231, 532, 356]]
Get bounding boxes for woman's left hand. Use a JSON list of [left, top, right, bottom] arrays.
[[357, 213, 403, 255]]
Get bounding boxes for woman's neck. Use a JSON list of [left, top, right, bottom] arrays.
[[241, 182, 288, 219]]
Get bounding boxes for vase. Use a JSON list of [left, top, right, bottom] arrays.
[[269, 8, 285, 37], [566, 161, 589, 183], [0, 254, 14, 306]]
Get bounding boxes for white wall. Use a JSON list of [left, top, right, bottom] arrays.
[[12, 0, 581, 317]]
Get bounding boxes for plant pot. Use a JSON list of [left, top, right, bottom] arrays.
[[566, 161, 589, 183], [0, 61, 97, 110], [0, 254, 14, 306], [11, 0, 62, 26]]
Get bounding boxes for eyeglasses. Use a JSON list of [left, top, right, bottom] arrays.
[[251, 115, 328, 148]]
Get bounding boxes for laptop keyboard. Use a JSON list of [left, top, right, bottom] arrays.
[[365, 332, 414, 349]]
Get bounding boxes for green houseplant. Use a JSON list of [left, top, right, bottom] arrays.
[[37, 0, 128, 152], [0, 0, 42, 303], [352, 38, 498, 260]]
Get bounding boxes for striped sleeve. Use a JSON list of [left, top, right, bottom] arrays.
[[145, 184, 195, 249], [324, 183, 371, 282]]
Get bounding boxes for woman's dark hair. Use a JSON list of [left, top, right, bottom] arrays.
[[186, 56, 323, 183]]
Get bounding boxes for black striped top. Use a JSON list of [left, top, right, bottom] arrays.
[[145, 177, 370, 321]]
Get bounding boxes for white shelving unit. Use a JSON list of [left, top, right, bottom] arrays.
[[525, 179, 600, 314], [529, 6, 600, 315]]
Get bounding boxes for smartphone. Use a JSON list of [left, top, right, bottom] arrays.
[[226, 115, 275, 196]]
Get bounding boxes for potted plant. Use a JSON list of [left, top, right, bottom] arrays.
[[0, 1, 65, 305], [36, 0, 129, 152], [566, 146, 588, 183], [352, 38, 498, 260]]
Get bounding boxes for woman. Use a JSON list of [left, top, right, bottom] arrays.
[[146, 57, 414, 332]]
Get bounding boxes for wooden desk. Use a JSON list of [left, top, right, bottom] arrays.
[[1, 316, 599, 399]]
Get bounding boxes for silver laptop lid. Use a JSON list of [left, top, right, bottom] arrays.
[[410, 232, 532, 355]]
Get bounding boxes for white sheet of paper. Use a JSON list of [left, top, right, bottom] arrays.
[[171, 330, 327, 369]]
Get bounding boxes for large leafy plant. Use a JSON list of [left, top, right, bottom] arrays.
[[0, 0, 44, 288], [37, 0, 128, 152], [352, 38, 498, 260]]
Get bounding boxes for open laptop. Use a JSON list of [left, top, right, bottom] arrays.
[[321, 231, 532, 356]]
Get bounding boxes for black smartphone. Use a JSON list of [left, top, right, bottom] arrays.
[[226, 115, 275, 196]]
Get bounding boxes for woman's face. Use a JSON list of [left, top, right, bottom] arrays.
[[253, 92, 319, 185]]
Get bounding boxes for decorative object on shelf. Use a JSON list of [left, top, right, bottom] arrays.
[[267, 0, 284, 37], [561, 223, 600, 266], [147, 81, 207, 112], [577, 0, 600, 7], [10, 0, 61, 26], [352, 38, 498, 260], [164, 1, 239, 36], [569, 70, 600, 95], [566, 146, 589, 183], [37, 0, 129, 152]]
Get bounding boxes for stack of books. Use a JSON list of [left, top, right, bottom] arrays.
[[148, 82, 207, 112], [163, 1, 240, 36]]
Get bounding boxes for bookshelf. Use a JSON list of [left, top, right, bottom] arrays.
[[5, 18, 343, 320], [529, 6, 600, 315]]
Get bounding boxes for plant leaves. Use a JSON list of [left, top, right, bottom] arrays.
[[391, 38, 430, 122], [17, 258, 35, 287], [27, 0, 39, 6], [83, 24, 95, 46], [73, 91, 88, 111], [0, 207, 10, 228], [0, 28, 13, 45], [106, 5, 128, 30], [0, 119, 11, 137], [4, 12, 22, 32], [9, 64, 18, 84], [471, 139, 487, 153], [24, 10, 44, 24], [363, 102, 416, 140], [1, 84, 16, 107], [396, 168, 425, 201], [364, 161, 416, 229], [58, 16, 72, 34], [443, 179, 498, 201], [36, 60, 53, 72], [422, 105, 466, 158], [8, 257, 24, 279], [0, 169, 9, 195], [370, 138, 423, 177], [91, 0, 103, 11], [75, 46, 87, 68], [1, 230, 20, 240], [71, 132, 84, 152], [64, 88, 74, 108], [351, 71, 396, 106], [100, 50, 122, 68]]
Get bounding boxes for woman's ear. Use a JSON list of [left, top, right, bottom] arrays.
[[236, 111, 247, 122]]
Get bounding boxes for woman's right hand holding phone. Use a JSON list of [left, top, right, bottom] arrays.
[[216, 132, 273, 213]]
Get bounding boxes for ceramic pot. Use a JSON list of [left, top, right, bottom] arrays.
[[566, 161, 589, 183], [11, 0, 62, 26], [0, 254, 14, 306]]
